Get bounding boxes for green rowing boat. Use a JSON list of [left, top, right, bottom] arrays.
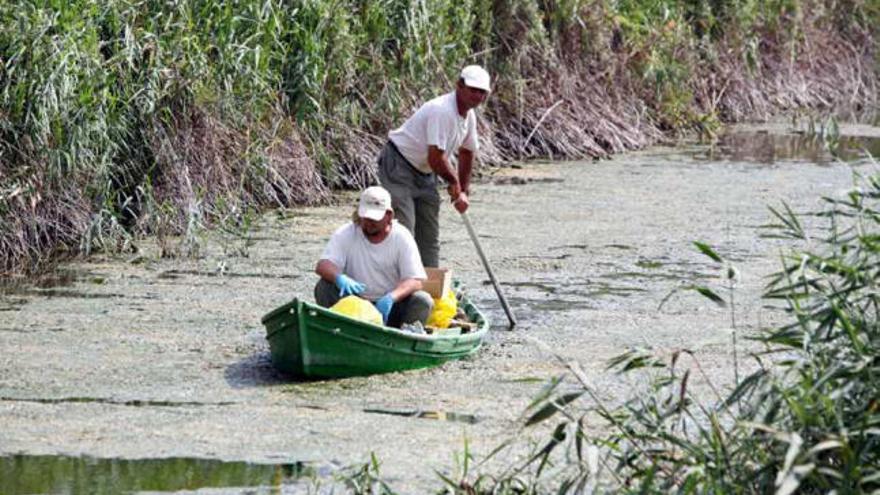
[[261, 291, 489, 378]]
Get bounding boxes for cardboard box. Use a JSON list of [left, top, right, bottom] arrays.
[[423, 267, 451, 298]]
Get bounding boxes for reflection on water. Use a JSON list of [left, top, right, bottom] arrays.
[[0, 454, 312, 495], [0, 270, 81, 294], [0, 270, 112, 303], [699, 131, 880, 164]]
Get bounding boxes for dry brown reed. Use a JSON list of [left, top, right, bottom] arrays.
[[0, 176, 92, 273], [713, 25, 878, 121], [147, 106, 326, 221]]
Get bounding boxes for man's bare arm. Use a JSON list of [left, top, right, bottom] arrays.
[[315, 259, 341, 282], [427, 145, 461, 200], [389, 278, 424, 302]]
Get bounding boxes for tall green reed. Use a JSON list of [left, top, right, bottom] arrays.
[[0, 0, 326, 270], [448, 168, 880, 493]]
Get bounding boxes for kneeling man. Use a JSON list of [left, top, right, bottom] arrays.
[[314, 186, 434, 327]]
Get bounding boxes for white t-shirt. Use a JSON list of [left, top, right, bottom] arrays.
[[320, 221, 427, 301], [388, 91, 479, 174]]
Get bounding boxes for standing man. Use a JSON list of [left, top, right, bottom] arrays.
[[378, 64, 491, 268], [314, 186, 434, 327]]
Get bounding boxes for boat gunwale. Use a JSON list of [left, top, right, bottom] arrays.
[[265, 298, 488, 344]]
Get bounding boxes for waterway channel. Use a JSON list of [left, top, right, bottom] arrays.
[[1, 120, 878, 493]]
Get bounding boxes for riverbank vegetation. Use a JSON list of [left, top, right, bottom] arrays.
[[429, 165, 879, 493], [1, 0, 878, 272]]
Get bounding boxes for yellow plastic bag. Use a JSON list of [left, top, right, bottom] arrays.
[[426, 288, 457, 329], [330, 295, 383, 326]]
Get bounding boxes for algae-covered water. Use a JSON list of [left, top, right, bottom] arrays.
[[1, 123, 878, 493]]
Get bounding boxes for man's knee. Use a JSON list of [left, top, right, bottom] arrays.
[[411, 290, 434, 309], [406, 290, 434, 323], [314, 278, 340, 308]]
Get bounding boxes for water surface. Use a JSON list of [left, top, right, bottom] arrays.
[[0, 455, 312, 495], [1, 120, 877, 493]]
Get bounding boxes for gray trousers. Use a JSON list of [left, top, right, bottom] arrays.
[[377, 142, 441, 268], [314, 279, 434, 328]]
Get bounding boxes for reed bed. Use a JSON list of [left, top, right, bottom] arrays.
[[1, 0, 878, 271], [430, 162, 880, 494]]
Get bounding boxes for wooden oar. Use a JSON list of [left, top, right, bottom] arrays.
[[460, 211, 517, 329]]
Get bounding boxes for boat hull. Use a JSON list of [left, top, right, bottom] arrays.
[[261, 294, 488, 378]]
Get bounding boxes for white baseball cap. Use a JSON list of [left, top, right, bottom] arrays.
[[358, 186, 392, 221], [460, 65, 491, 92]]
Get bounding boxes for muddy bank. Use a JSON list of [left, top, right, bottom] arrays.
[[1, 123, 878, 492]]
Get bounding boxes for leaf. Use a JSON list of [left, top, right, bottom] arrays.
[[638, 463, 658, 494], [575, 418, 584, 461], [527, 422, 568, 476], [476, 437, 515, 466], [434, 469, 458, 489], [833, 302, 866, 355], [462, 437, 470, 478], [721, 369, 767, 409], [526, 391, 584, 426], [861, 470, 880, 484], [525, 374, 565, 412], [805, 440, 842, 457], [775, 433, 803, 489], [767, 203, 806, 240], [776, 464, 815, 495], [689, 285, 727, 307], [607, 348, 665, 373], [693, 241, 723, 263]]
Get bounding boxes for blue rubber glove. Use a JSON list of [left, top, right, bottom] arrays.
[[374, 294, 394, 324], [335, 274, 366, 297]]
